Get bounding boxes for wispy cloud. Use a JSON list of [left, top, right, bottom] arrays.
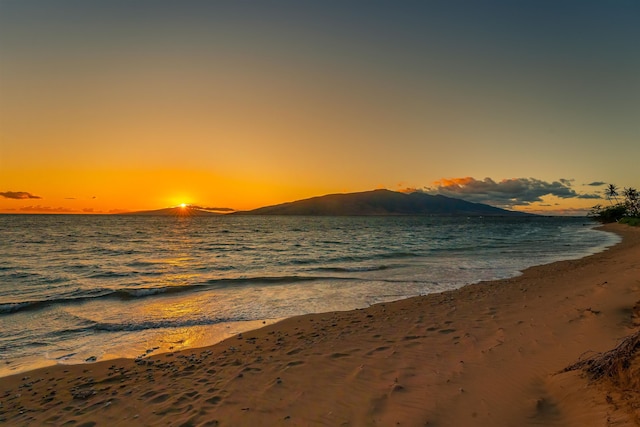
[[424, 177, 601, 207], [586, 181, 606, 187], [18, 205, 77, 213], [0, 191, 42, 200], [192, 205, 235, 212]]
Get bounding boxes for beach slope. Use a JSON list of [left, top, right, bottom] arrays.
[[1, 224, 639, 426]]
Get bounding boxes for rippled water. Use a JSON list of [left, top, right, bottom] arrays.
[[0, 214, 620, 376]]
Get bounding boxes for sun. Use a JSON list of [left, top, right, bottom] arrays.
[[180, 203, 187, 208]]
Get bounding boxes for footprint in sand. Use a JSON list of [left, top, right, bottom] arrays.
[[149, 393, 170, 404], [366, 346, 390, 356], [403, 335, 423, 340], [329, 353, 350, 358], [205, 396, 222, 405]]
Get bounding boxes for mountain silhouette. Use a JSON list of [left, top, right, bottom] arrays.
[[235, 189, 531, 216]]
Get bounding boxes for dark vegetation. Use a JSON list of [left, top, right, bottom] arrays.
[[589, 184, 639, 225]]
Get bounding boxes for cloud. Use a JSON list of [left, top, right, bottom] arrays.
[[191, 205, 235, 212], [18, 205, 77, 213], [425, 177, 602, 207], [396, 186, 422, 194], [0, 191, 42, 200], [586, 181, 606, 187]]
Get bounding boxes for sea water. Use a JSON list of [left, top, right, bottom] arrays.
[[0, 215, 620, 376]]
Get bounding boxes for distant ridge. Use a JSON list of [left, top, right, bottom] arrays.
[[235, 189, 532, 216], [119, 206, 223, 216]]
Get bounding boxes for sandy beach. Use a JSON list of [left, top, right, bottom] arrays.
[[1, 223, 639, 426]]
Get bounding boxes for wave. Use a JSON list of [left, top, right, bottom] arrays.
[[86, 271, 132, 279], [287, 251, 422, 266], [201, 275, 345, 288], [89, 316, 244, 332], [0, 301, 35, 314], [372, 251, 422, 259], [49, 315, 254, 335], [311, 265, 393, 273], [0, 275, 355, 315], [125, 261, 158, 268]]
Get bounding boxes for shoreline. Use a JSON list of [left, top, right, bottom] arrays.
[[0, 318, 285, 379], [0, 219, 617, 379], [2, 223, 639, 426]]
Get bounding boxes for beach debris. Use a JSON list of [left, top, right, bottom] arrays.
[[584, 307, 601, 315], [563, 329, 640, 383], [85, 356, 97, 362], [390, 383, 405, 393]]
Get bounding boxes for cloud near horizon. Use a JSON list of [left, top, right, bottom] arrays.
[[191, 205, 235, 212], [424, 177, 601, 207], [1, 191, 42, 200], [18, 205, 77, 213]]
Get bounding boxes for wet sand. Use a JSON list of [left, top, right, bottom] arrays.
[[2, 223, 639, 426]]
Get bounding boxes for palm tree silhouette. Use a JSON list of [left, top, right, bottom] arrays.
[[605, 184, 619, 205], [623, 187, 639, 216]]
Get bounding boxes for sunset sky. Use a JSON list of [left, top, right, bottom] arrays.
[[1, 1, 639, 214]]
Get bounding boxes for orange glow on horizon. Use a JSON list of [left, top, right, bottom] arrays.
[[0, 166, 607, 216], [0, 166, 346, 214]]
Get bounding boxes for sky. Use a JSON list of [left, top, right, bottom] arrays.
[[1, 0, 639, 214]]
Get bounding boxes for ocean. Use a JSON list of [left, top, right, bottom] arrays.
[[0, 214, 620, 377]]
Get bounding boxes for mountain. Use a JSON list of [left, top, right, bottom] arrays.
[[119, 206, 223, 216], [236, 189, 532, 216]]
